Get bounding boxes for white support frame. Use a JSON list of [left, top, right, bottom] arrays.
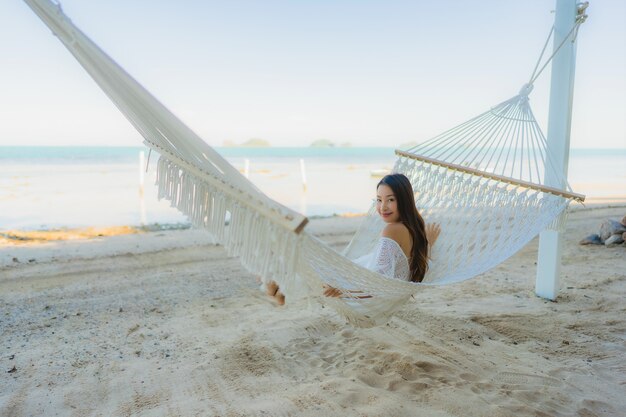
[[536, 0, 580, 300]]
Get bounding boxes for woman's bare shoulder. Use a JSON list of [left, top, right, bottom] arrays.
[[381, 222, 410, 242], [382, 223, 412, 257]]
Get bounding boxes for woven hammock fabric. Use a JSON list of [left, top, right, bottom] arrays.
[[25, 0, 581, 327]]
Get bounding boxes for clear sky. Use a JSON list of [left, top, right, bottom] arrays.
[[1, 0, 624, 148]]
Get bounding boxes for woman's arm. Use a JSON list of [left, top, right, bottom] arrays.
[[323, 225, 412, 299]]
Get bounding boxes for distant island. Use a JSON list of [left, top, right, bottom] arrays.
[[398, 140, 418, 149], [220, 139, 356, 147], [222, 138, 271, 147], [241, 138, 271, 147], [310, 139, 334, 148], [309, 140, 352, 148]]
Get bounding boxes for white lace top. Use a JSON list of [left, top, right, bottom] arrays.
[[354, 237, 410, 281]]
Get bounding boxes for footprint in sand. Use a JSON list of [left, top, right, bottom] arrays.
[[491, 371, 562, 387]]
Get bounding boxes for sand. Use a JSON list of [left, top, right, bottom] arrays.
[[1, 206, 625, 417]]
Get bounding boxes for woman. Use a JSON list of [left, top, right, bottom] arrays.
[[266, 173, 440, 303]]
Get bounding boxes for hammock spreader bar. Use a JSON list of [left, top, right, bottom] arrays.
[[396, 150, 585, 203]]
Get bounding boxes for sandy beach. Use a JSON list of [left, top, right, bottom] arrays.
[[1, 205, 625, 416], [3, 0, 625, 415]]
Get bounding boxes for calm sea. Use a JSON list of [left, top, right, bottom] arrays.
[[1, 146, 624, 230]]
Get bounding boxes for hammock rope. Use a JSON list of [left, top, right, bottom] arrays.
[[401, 90, 582, 201], [529, 2, 589, 85], [25, 0, 587, 327]]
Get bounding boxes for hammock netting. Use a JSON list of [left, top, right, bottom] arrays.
[[25, 0, 585, 326]]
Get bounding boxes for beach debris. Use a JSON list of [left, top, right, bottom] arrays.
[[599, 219, 626, 241], [28, 258, 36, 263], [7, 366, 17, 373], [2, 227, 142, 244], [370, 168, 391, 178], [127, 324, 140, 335], [604, 234, 624, 246], [12, 257, 19, 263], [2, 233, 31, 241], [579, 234, 602, 245], [581, 217, 626, 246]]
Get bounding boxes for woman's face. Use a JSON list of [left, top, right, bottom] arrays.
[[376, 184, 400, 224]]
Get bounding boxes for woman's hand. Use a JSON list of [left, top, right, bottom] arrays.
[[426, 223, 441, 247], [322, 284, 343, 298], [322, 285, 372, 299]]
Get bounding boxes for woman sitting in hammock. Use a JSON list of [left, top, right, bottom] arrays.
[[267, 173, 440, 304]]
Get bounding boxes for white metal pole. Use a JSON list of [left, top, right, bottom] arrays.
[[536, 0, 579, 300], [139, 150, 146, 225], [300, 159, 307, 191], [139, 150, 145, 196]]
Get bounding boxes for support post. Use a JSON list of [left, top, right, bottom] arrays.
[[244, 158, 250, 179], [139, 150, 146, 225], [139, 150, 145, 196], [536, 0, 580, 300], [300, 159, 307, 191]]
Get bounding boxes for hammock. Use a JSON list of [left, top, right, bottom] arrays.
[[25, 0, 586, 327]]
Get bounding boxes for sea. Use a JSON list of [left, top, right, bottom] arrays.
[[1, 146, 624, 231]]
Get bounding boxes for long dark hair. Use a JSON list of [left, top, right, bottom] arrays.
[[377, 173, 428, 282]]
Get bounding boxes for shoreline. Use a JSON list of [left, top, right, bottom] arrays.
[[0, 223, 191, 245], [0, 213, 368, 244], [1, 201, 624, 244]]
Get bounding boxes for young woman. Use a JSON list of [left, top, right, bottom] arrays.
[[266, 173, 440, 303]]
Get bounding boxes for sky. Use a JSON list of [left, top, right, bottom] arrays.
[[1, 0, 625, 149]]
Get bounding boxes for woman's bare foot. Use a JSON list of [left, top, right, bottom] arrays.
[[322, 284, 343, 298], [266, 280, 278, 296], [266, 280, 285, 305], [274, 291, 285, 305]]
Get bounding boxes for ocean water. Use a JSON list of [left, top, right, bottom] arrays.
[[0, 146, 624, 230]]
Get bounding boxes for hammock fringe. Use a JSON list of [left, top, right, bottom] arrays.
[[156, 156, 302, 293]]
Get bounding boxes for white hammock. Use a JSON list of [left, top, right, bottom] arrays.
[[25, 0, 585, 327]]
